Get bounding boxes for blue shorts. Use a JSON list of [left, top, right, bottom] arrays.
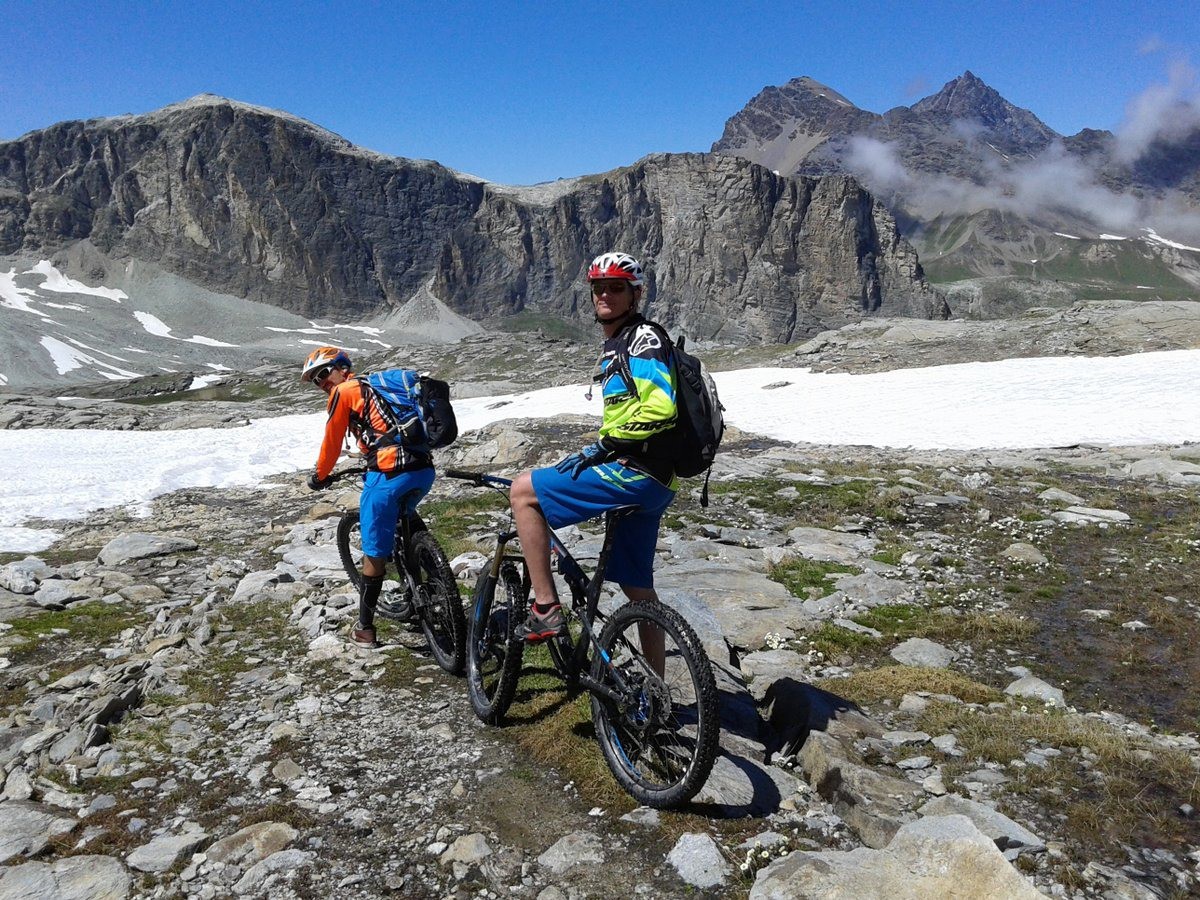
[[531, 461, 675, 589], [359, 467, 436, 559]]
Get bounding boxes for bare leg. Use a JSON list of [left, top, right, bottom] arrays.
[[362, 555, 385, 578], [622, 585, 665, 677], [511, 472, 559, 607]]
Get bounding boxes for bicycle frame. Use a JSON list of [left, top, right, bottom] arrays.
[[334, 467, 427, 611], [453, 470, 643, 707]]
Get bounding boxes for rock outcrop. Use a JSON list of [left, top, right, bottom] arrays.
[[0, 95, 944, 342]]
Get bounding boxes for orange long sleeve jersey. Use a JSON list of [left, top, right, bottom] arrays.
[[314, 375, 432, 479]]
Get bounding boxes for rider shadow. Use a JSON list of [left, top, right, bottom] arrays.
[[681, 660, 789, 818], [687, 674, 872, 818], [760, 677, 873, 761]]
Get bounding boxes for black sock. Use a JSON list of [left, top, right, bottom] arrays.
[[531, 598, 559, 614], [359, 574, 384, 630]]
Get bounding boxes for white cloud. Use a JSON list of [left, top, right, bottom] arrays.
[[1114, 59, 1200, 163]]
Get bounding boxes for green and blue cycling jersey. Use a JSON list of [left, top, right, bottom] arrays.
[[596, 315, 679, 488]]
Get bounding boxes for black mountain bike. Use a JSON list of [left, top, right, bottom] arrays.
[[445, 469, 719, 808], [333, 468, 466, 675]]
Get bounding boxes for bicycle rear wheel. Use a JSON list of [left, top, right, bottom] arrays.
[[466, 563, 526, 724], [336, 511, 364, 591], [590, 601, 720, 808], [410, 531, 466, 675]]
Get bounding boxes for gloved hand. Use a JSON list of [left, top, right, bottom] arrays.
[[554, 442, 612, 479], [307, 472, 333, 491]]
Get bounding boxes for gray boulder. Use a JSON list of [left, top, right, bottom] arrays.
[[0, 855, 131, 900], [799, 731, 923, 848], [98, 533, 197, 566], [0, 800, 77, 864], [126, 828, 208, 873], [890, 638, 958, 668], [919, 795, 1045, 853], [749, 814, 1046, 899], [537, 832, 602, 875], [668, 833, 730, 889]]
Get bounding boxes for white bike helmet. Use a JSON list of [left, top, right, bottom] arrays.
[[300, 346, 352, 382], [587, 251, 644, 287]]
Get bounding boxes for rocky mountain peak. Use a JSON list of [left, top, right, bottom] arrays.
[[910, 71, 1058, 145]]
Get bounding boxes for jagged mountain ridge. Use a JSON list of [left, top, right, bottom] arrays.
[[713, 72, 1200, 297], [714, 72, 1060, 183], [0, 95, 944, 347]]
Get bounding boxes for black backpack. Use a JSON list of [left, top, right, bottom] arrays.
[[644, 323, 725, 499]]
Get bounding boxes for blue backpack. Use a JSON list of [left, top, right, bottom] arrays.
[[361, 370, 458, 450]]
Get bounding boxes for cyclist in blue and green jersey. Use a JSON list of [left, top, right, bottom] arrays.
[[511, 251, 677, 660]]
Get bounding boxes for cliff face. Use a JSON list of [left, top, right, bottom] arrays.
[[0, 96, 944, 342], [436, 154, 943, 341]]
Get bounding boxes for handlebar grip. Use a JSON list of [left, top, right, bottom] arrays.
[[444, 469, 513, 489]]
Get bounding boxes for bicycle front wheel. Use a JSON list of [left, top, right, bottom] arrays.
[[466, 563, 526, 724], [336, 511, 364, 591], [410, 531, 466, 676], [590, 601, 720, 808]]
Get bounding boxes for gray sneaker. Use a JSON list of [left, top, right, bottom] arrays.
[[514, 604, 567, 643]]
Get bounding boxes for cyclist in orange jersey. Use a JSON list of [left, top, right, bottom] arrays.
[[302, 347, 435, 648]]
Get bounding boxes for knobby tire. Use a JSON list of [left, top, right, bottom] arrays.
[[466, 563, 526, 724], [590, 601, 719, 808], [336, 511, 364, 591], [410, 530, 466, 676]]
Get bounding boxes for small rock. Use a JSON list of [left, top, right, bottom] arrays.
[[667, 832, 729, 889]]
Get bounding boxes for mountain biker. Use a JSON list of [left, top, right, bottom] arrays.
[[302, 347, 436, 649], [510, 252, 677, 666]]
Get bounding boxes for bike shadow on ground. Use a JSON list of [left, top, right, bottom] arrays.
[[494, 663, 576, 727]]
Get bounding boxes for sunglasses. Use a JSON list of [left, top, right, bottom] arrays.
[[591, 281, 630, 296], [311, 365, 334, 386]]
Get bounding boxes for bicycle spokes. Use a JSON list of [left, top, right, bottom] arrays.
[[591, 605, 717, 805]]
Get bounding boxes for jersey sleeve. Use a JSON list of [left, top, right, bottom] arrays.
[[600, 323, 678, 446], [314, 383, 353, 478]]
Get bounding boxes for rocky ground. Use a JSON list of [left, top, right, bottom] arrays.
[[2, 318, 1200, 898]]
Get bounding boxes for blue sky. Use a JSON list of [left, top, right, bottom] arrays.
[[1, 1, 1194, 185]]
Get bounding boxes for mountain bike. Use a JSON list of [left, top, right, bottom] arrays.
[[332, 468, 466, 675], [444, 468, 719, 808]]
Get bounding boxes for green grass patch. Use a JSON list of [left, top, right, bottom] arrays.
[[709, 476, 902, 526], [769, 558, 858, 598], [3, 601, 139, 663], [419, 491, 513, 558], [819, 665, 1004, 706], [804, 622, 879, 659], [500, 643, 636, 812], [918, 702, 1200, 859]]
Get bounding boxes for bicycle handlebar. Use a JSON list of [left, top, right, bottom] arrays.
[[444, 468, 513, 488], [328, 466, 368, 482]]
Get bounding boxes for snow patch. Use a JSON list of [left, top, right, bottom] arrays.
[[1099, 234, 1128, 241], [0, 269, 38, 313], [188, 375, 225, 390], [27, 261, 127, 301], [4, 350, 1200, 552], [133, 311, 238, 347], [39, 336, 141, 379], [1142, 228, 1200, 253], [1053, 232, 1080, 240]]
